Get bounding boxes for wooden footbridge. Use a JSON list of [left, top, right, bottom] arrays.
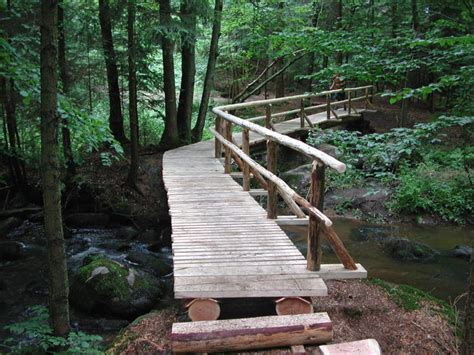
[[165, 87, 378, 353]]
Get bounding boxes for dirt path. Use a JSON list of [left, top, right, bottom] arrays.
[[107, 280, 457, 354]]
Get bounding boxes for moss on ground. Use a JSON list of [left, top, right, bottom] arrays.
[[369, 278, 456, 329]]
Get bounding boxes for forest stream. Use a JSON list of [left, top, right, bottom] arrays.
[[284, 219, 473, 302], [0, 220, 173, 343], [1, 215, 471, 343]]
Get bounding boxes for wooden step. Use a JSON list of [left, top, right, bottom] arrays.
[[318, 339, 381, 355], [171, 313, 333, 353]]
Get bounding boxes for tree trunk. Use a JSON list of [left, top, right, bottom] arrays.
[[127, 0, 139, 185], [275, 61, 285, 98], [40, 0, 70, 337], [411, 0, 419, 34], [58, 0, 75, 181], [191, 0, 223, 142], [461, 250, 474, 355], [335, 0, 343, 65], [158, 0, 180, 149], [391, 0, 398, 38], [1, 1, 26, 188], [98, 0, 127, 144], [307, 1, 321, 92], [177, 0, 196, 145]]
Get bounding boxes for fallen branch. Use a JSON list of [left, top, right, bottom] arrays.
[[0, 207, 42, 218], [235, 51, 307, 104]]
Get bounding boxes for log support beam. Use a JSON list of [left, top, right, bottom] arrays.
[[172, 313, 333, 353], [275, 297, 314, 316], [186, 298, 221, 321]]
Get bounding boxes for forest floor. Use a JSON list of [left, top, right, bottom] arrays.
[[106, 280, 458, 354]]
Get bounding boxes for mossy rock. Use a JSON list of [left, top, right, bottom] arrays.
[[379, 237, 439, 263], [70, 256, 162, 319]]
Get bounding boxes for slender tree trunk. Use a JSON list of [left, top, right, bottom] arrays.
[[58, 0, 75, 181], [335, 0, 343, 65], [461, 250, 474, 355], [177, 0, 196, 145], [127, 0, 139, 185], [307, 0, 320, 92], [2, 0, 26, 188], [411, 0, 419, 34], [391, 0, 398, 38], [40, 0, 70, 337], [87, 29, 93, 112], [191, 0, 223, 142], [158, 0, 180, 149], [275, 61, 285, 98], [98, 0, 127, 144]]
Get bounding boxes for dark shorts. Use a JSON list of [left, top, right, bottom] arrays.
[[331, 92, 345, 101]]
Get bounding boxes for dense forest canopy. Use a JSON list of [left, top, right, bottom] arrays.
[[0, 0, 473, 352], [1, 0, 472, 169]]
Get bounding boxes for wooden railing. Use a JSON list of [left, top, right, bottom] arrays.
[[218, 85, 374, 125], [210, 86, 374, 271]]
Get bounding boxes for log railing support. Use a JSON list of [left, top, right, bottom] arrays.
[[266, 105, 277, 219], [307, 161, 325, 271], [242, 128, 250, 191], [326, 94, 331, 120], [348, 90, 352, 114], [215, 115, 222, 158], [224, 120, 232, 174], [365, 87, 369, 109], [300, 99, 305, 128]]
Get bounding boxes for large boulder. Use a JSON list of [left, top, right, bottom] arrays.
[[280, 164, 312, 195], [125, 251, 172, 277], [452, 245, 472, 260], [379, 237, 439, 263], [70, 256, 162, 318]]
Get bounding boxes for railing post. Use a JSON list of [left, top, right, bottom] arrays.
[[326, 94, 331, 120], [300, 99, 305, 128], [242, 128, 250, 191], [307, 160, 325, 271], [265, 105, 277, 219], [348, 90, 352, 114], [365, 87, 369, 109], [224, 120, 232, 174], [214, 115, 222, 158]]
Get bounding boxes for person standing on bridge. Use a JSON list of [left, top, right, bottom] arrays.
[[330, 73, 346, 110]]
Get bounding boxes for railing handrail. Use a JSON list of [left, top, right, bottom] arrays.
[[210, 127, 333, 227], [247, 95, 369, 122], [216, 85, 374, 111], [211, 107, 346, 173]]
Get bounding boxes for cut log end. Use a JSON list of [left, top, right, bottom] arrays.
[[187, 298, 221, 321], [275, 297, 314, 316]]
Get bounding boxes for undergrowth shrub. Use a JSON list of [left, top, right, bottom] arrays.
[[3, 305, 103, 354]]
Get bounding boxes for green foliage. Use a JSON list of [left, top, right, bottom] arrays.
[[308, 116, 473, 223], [388, 164, 473, 224], [3, 305, 103, 354]]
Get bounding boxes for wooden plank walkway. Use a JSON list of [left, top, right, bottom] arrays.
[[163, 109, 365, 299]]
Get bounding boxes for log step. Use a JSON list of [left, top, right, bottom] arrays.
[[318, 339, 381, 355], [171, 312, 333, 353]]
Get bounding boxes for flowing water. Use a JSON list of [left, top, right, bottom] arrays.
[[284, 218, 473, 302]]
